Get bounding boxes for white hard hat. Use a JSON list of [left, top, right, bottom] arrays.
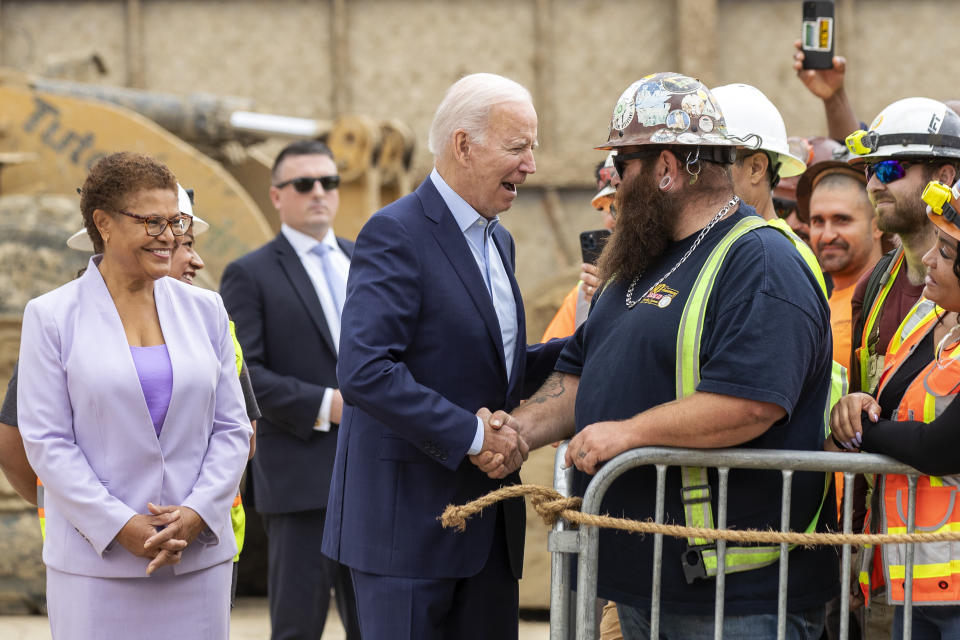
[[177, 184, 209, 234], [591, 151, 619, 209], [845, 97, 960, 165], [67, 183, 207, 252], [711, 83, 806, 178]]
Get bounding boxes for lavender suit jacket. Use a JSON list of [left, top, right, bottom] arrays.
[[17, 256, 252, 578]]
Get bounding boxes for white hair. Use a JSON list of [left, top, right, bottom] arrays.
[[427, 73, 533, 156]]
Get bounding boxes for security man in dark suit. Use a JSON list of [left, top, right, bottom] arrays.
[[221, 140, 360, 640]]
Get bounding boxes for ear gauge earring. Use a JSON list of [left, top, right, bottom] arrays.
[[659, 175, 673, 191]]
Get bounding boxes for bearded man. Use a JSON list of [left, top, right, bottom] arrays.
[[483, 73, 838, 638]]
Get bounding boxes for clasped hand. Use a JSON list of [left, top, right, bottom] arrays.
[[469, 408, 529, 479], [115, 502, 207, 575]]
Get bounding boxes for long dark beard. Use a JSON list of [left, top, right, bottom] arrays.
[[596, 165, 677, 283]]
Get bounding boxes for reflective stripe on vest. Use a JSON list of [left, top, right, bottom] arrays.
[[36, 477, 45, 540], [859, 298, 960, 604], [231, 491, 245, 562], [857, 248, 905, 394], [229, 320, 244, 377], [676, 216, 831, 579]]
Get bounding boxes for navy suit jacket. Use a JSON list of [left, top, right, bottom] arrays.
[[321, 177, 563, 580], [220, 232, 353, 514]]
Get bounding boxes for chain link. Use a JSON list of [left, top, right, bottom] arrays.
[[625, 196, 740, 309]]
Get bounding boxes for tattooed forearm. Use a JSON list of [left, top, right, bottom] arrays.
[[528, 372, 566, 405]]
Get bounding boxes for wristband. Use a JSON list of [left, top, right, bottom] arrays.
[[830, 434, 846, 450]]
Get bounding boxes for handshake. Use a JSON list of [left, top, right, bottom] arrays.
[[469, 408, 529, 479]]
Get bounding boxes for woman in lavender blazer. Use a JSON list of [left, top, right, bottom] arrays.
[[16, 152, 252, 639]]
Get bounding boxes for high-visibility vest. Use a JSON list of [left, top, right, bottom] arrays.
[[855, 248, 906, 394], [859, 297, 960, 605], [37, 322, 250, 560], [676, 215, 836, 580], [36, 478, 44, 539]]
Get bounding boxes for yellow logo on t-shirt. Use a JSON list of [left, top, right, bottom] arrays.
[[640, 283, 679, 308]]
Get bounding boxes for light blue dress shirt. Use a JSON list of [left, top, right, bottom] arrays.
[[430, 168, 518, 455]]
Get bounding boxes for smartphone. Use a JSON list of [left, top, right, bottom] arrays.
[[580, 229, 611, 265], [801, 0, 835, 70]]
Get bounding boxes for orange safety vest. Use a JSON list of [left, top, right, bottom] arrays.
[[859, 298, 960, 605]]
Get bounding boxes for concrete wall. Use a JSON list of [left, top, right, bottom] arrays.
[[5, 0, 956, 185]]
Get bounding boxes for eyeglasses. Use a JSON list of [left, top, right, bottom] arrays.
[[773, 197, 798, 219], [274, 175, 341, 193], [117, 210, 192, 237], [612, 150, 661, 179], [864, 159, 919, 184]]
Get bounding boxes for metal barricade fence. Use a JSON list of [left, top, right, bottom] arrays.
[[548, 443, 926, 640]]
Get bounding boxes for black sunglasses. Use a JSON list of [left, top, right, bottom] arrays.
[[275, 175, 341, 193], [772, 197, 797, 219], [612, 150, 662, 178]]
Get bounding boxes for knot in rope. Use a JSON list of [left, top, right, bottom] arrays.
[[440, 485, 580, 531]]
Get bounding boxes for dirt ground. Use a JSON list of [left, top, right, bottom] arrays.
[[0, 597, 551, 639]]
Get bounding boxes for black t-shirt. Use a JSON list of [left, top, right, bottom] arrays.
[[0, 358, 262, 427], [0, 362, 16, 425], [555, 206, 838, 615]]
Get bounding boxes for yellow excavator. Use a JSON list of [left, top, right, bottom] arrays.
[[0, 67, 414, 298]]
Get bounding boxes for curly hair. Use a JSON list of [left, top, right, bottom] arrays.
[[80, 152, 177, 253]]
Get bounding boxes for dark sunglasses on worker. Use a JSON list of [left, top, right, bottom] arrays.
[[275, 175, 341, 193], [865, 159, 918, 184], [773, 197, 797, 219], [612, 150, 661, 178]]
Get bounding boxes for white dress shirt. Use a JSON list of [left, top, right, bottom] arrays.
[[280, 224, 350, 431], [429, 169, 519, 455]]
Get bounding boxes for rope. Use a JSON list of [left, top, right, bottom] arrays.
[[440, 484, 960, 547]]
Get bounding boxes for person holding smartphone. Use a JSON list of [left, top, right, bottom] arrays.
[[541, 152, 618, 342]]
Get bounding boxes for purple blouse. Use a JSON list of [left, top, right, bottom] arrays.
[[129, 344, 173, 436]]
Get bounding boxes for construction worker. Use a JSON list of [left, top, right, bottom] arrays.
[[774, 136, 845, 246], [481, 73, 837, 638], [829, 176, 960, 638], [847, 99, 960, 395], [711, 83, 808, 221], [541, 152, 618, 342], [798, 158, 883, 372], [797, 154, 883, 640], [711, 83, 830, 300]]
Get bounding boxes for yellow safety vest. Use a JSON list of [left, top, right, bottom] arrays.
[[856, 248, 906, 394], [677, 216, 836, 580]]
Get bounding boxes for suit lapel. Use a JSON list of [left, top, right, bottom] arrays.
[[418, 180, 508, 379], [492, 229, 527, 393], [78, 261, 165, 442], [154, 279, 178, 445], [336, 236, 355, 259], [273, 234, 337, 356]]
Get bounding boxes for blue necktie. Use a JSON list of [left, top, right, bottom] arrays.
[[310, 243, 345, 315]]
